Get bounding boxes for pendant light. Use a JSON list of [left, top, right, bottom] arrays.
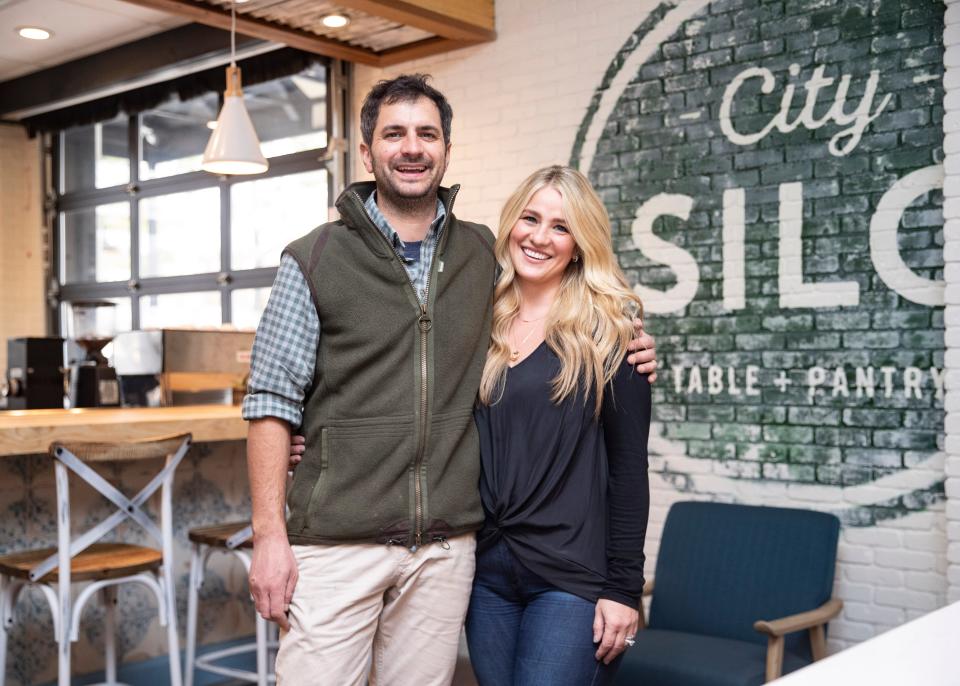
[[201, 0, 268, 175]]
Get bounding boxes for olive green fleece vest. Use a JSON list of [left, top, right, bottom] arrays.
[[283, 182, 496, 547]]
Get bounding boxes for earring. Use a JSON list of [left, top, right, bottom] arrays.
[[573, 254, 580, 262]]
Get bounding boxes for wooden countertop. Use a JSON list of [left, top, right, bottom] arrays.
[[0, 405, 246, 456]]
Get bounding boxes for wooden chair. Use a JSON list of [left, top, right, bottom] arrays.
[[184, 521, 277, 686], [615, 501, 843, 686], [0, 434, 191, 686]]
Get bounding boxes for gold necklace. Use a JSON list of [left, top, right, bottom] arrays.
[[510, 317, 545, 361]]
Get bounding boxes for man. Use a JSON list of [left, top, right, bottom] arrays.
[[243, 74, 657, 685]]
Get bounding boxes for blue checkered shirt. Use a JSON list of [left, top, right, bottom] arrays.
[[364, 191, 446, 304], [241, 193, 446, 426]]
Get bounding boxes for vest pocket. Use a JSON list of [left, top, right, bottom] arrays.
[[302, 427, 330, 526], [423, 409, 483, 533], [302, 416, 414, 539]]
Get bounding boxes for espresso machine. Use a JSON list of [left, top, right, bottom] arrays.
[[112, 328, 255, 406], [67, 301, 120, 408]]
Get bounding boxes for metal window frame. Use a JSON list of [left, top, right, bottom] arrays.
[[50, 58, 350, 333]]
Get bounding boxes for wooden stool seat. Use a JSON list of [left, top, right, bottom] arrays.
[[0, 543, 162, 583], [188, 522, 253, 549]]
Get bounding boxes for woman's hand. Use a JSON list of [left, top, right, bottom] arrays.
[[626, 318, 657, 382], [593, 598, 639, 664], [289, 434, 305, 470]]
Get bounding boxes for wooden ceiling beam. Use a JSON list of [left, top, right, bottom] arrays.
[[336, 0, 495, 43], [377, 37, 474, 68], [119, 0, 381, 65]]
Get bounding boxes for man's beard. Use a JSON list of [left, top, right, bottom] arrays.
[[372, 156, 445, 214]]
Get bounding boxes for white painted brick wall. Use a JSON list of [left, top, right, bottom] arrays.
[[350, 0, 956, 652], [353, 0, 666, 229], [947, 0, 960, 606]]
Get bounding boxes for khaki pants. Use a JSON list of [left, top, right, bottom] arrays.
[[275, 534, 477, 686]]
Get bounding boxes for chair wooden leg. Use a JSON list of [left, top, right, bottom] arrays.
[[0, 576, 8, 686], [162, 565, 183, 686], [102, 586, 118, 685], [55, 580, 71, 685], [256, 613, 269, 686], [184, 544, 203, 686], [57, 623, 71, 686], [55, 462, 73, 686], [809, 624, 827, 661], [764, 635, 785, 683], [0, 618, 6, 686], [160, 461, 183, 686], [268, 621, 279, 678]]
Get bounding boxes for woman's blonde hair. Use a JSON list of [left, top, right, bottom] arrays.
[[478, 165, 643, 416]]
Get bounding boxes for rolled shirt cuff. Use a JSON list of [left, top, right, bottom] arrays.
[[241, 392, 303, 427]]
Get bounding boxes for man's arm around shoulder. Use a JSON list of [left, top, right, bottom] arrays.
[[248, 417, 298, 630]]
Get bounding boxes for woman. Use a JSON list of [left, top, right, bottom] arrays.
[[466, 165, 650, 685], [289, 166, 650, 684]]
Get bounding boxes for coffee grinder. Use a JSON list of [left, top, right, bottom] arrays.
[[4, 337, 66, 409], [68, 301, 120, 408]]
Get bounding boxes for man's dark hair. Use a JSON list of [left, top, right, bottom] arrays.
[[360, 74, 453, 146]]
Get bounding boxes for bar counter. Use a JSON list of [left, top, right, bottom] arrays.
[[0, 405, 246, 456]]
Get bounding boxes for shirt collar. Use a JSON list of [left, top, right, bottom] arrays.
[[364, 190, 446, 250]]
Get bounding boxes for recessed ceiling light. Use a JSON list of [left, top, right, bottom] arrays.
[[321, 14, 350, 28], [17, 26, 52, 40]]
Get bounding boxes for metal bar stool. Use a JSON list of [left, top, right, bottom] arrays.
[[0, 433, 191, 686], [184, 522, 277, 686]]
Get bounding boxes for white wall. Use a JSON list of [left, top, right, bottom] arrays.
[[0, 125, 46, 372], [353, 0, 667, 230]]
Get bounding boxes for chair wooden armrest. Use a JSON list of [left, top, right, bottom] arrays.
[[753, 598, 843, 683], [754, 598, 843, 637], [638, 579, 654, 630]]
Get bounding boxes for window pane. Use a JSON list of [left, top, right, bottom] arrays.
[[231, 287, 271, 329], [140, 292, 221, 328], [139, 188, 220, 278], [246, 64, 328, 158], [62, 116, 129, 192], [61, 203, 130, 284], [140, 93, 220, 180], [231, 170, 328, 269]]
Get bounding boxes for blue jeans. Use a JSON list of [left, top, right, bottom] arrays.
[[465, 538, 622, 686]]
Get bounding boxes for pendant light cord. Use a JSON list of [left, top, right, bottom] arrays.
[[230, 0, 237, 67]]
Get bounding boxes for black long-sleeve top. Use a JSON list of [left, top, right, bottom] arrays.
[[474, 341, 652, 609]]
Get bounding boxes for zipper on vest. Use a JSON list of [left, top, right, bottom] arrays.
[[411, 186, 456, 550], [349, 187, 458, 551], [414, 300, 431, 550]]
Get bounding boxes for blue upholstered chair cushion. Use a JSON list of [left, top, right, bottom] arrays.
[[614, 629, 808, 686]]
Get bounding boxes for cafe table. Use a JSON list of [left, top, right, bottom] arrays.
[[0, 405, 246, 456]]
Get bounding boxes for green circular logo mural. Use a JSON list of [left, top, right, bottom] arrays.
[[572, 0, 946, 525]]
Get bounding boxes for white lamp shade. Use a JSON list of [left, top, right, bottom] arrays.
[[201, 94, 269, 175]]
